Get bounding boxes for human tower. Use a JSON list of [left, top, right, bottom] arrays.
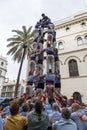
[[26, 14, 61, 98]]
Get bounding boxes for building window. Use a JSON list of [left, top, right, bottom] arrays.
[[6, 93, 12, 97], [0, 70, 2, 75], [81, 22, 86, 27], [77, 37, 83, 45], [7, 86, 13, 92], [21, 87, 24, 94], [58, 42, 64, 49], [84, 35, 87, 43], [1, 62, 4, 66], [2, 87, 6, 91], [66, 27, 70, 31], [68, 59, 79, 77], [1, 93, 5, 97]]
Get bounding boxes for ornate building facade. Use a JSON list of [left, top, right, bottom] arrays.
[[1, 79, 26, 98], [55, 10, 87, 102], [0, 55, 7, 96]]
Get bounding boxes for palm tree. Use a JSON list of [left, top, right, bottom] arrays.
[[7, 26, 34, 97]]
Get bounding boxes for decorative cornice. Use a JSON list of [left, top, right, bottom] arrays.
[[59, 48, 87, 56], [56, 29, 87, 40], [0, 55, 7, 62], [61, 75, 87, 79], [0, 67, 7, 72], [55, 12, 87, 29], [0, 75, 5, 78]]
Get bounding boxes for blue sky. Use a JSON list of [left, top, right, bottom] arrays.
[[0, 0, 87, 80]]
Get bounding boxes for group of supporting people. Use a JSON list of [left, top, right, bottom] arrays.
[[0, 91, 87, 130]]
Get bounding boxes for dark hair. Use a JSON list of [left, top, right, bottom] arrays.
[[18, 98, 25, 106], [47, 43, 51, 47], [22, 103, 29, 112], [62, 108, 71, 119], [35, 99, 43, 114], [49, 69, 52, 73], [52, 103, 60, 111], [29, 103, 34, 111], [72, 92, 82, 104], [10, 101, 19, 115], [42, 13, 45, 17]]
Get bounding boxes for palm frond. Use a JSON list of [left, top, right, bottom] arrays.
[[7, 25, 33, 62], [22, 26, 27, 34], [12, 30, 23, 36], [7, 45, 18, 55], [27, 26, 32, 33], [7, 41, 21, 47], [12, 47, 23, 62]]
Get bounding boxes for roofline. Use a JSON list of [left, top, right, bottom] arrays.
[[54, 10, 87, 29]]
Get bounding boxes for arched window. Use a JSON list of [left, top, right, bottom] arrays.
[[77, 37, 83, 45], [68, 59, 79, 77], [84, 35, 87, 43], [58, 42, 64, 49]]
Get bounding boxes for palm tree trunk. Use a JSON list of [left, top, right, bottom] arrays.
[[14, 47, 26, 97], [26, 56, 30, 80]]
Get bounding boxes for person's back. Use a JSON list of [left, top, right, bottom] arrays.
[[71, 110, 87, 130], [4, 114, 27, 130], [54, 118, 77, 130], [71, 103, 87, 130], [41, 13, 52, 27], [52, 108, 77, 130], [49, 103, 61, 121], [27, 99, 49, 130], [44, 69, 55, 82], [44, 47, 54, 55], [20, 103, 29, 117], [0, 115, 4, 130], [28, 111, 48, 130], [4, 100, 27, 130]]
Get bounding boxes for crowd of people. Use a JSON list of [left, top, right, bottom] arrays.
[[0, 90, 87, 130]]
